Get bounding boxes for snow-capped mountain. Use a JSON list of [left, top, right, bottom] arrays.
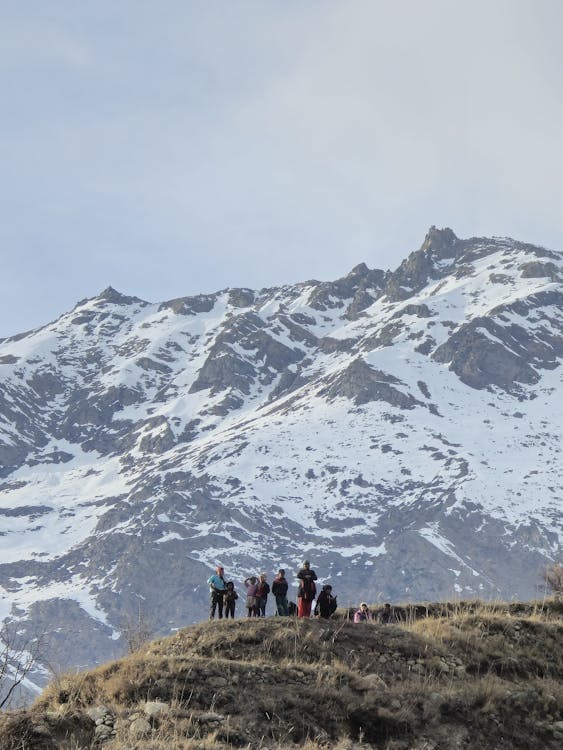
[[1, 227, 562, 691]]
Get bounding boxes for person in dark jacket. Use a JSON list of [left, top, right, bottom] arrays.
[[272, 569, 289, 616], [296, 560, 317, 618], [378, 602, 397, 624], [314, 584, 337, 619], [207, 565, 227, 619], [224, 581, 238, 619], [255, 572, 270, 617]]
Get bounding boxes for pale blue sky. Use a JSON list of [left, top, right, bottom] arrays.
[[2, 1, 563, 337]]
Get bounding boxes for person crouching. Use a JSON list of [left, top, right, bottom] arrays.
[[314, 584, 337, 619]]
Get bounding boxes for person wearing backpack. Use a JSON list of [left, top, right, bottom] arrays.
[[296, 560, 317, 618], [314, 584, 337, 619], [255, 572, 270, 617], [207, 565, 227, 620], [272, 569, 289, 616]]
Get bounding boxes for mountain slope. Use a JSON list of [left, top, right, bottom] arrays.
[[0, 227, 562, 691]]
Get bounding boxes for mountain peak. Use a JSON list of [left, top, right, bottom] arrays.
[[347, 262, 369, 277], [420, 226, 459, 258], [96, 286, 147, 306]]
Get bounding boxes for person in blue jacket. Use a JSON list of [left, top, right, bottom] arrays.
[[207, 565, 227, 619]]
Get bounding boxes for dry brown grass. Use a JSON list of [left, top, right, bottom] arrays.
[[403, 604, 563, 681], [1, 599, 562, 749]]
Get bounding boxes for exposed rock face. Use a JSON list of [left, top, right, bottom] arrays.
[[0, 227, 562, 699], [383, 226, 460, 301], [432, 319, 540, 391], [319, 359, 422, 408]]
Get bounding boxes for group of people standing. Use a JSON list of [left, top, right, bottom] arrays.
[[208, 563, 397, 623], [207, 561, 337, 620]]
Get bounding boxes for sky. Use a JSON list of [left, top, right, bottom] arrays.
[[1, 0, 563, 338]]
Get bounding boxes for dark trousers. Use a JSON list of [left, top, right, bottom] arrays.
[[275, 594, 289, 616], [224, 601, 235, 618], [257, 596, 267, 617], [210, 591, 224, 619]]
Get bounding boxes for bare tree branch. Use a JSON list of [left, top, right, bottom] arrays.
[[0, 622, 45, 709], [120, 600, 153, 654], [543, 562, 563, 598]]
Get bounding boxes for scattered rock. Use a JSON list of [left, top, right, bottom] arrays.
[[129, 717, 152, 738], [94, 723, 114, 740], [143, 700, 170, 718], [197, 711, 225, 724], [208, 675, 228, 688], [359, 673, 387, 690]]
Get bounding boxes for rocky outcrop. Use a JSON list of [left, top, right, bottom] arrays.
[[432, 319, 539, 391], [95, 286, 148, 307], [159, 293, 218, 315], [308, 262, 386, 312], [383, 226, 460, 301], [319, 358, 422, 408]]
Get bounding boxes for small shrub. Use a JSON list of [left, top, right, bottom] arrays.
[[543, 563, 563, 598]]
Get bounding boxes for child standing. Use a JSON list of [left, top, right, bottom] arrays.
[[244, 576, 259, 617], [224, 581, 238, 619]]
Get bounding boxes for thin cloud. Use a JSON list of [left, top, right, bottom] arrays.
[[1, 1, 562, 336]]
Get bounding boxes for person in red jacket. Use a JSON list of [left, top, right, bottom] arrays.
[[296, 560, 317, 618]]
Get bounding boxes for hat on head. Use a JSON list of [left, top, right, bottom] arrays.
[[360, 602, 368, 608]]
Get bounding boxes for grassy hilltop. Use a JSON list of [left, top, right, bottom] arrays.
[[1, 600, 562, 750]]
